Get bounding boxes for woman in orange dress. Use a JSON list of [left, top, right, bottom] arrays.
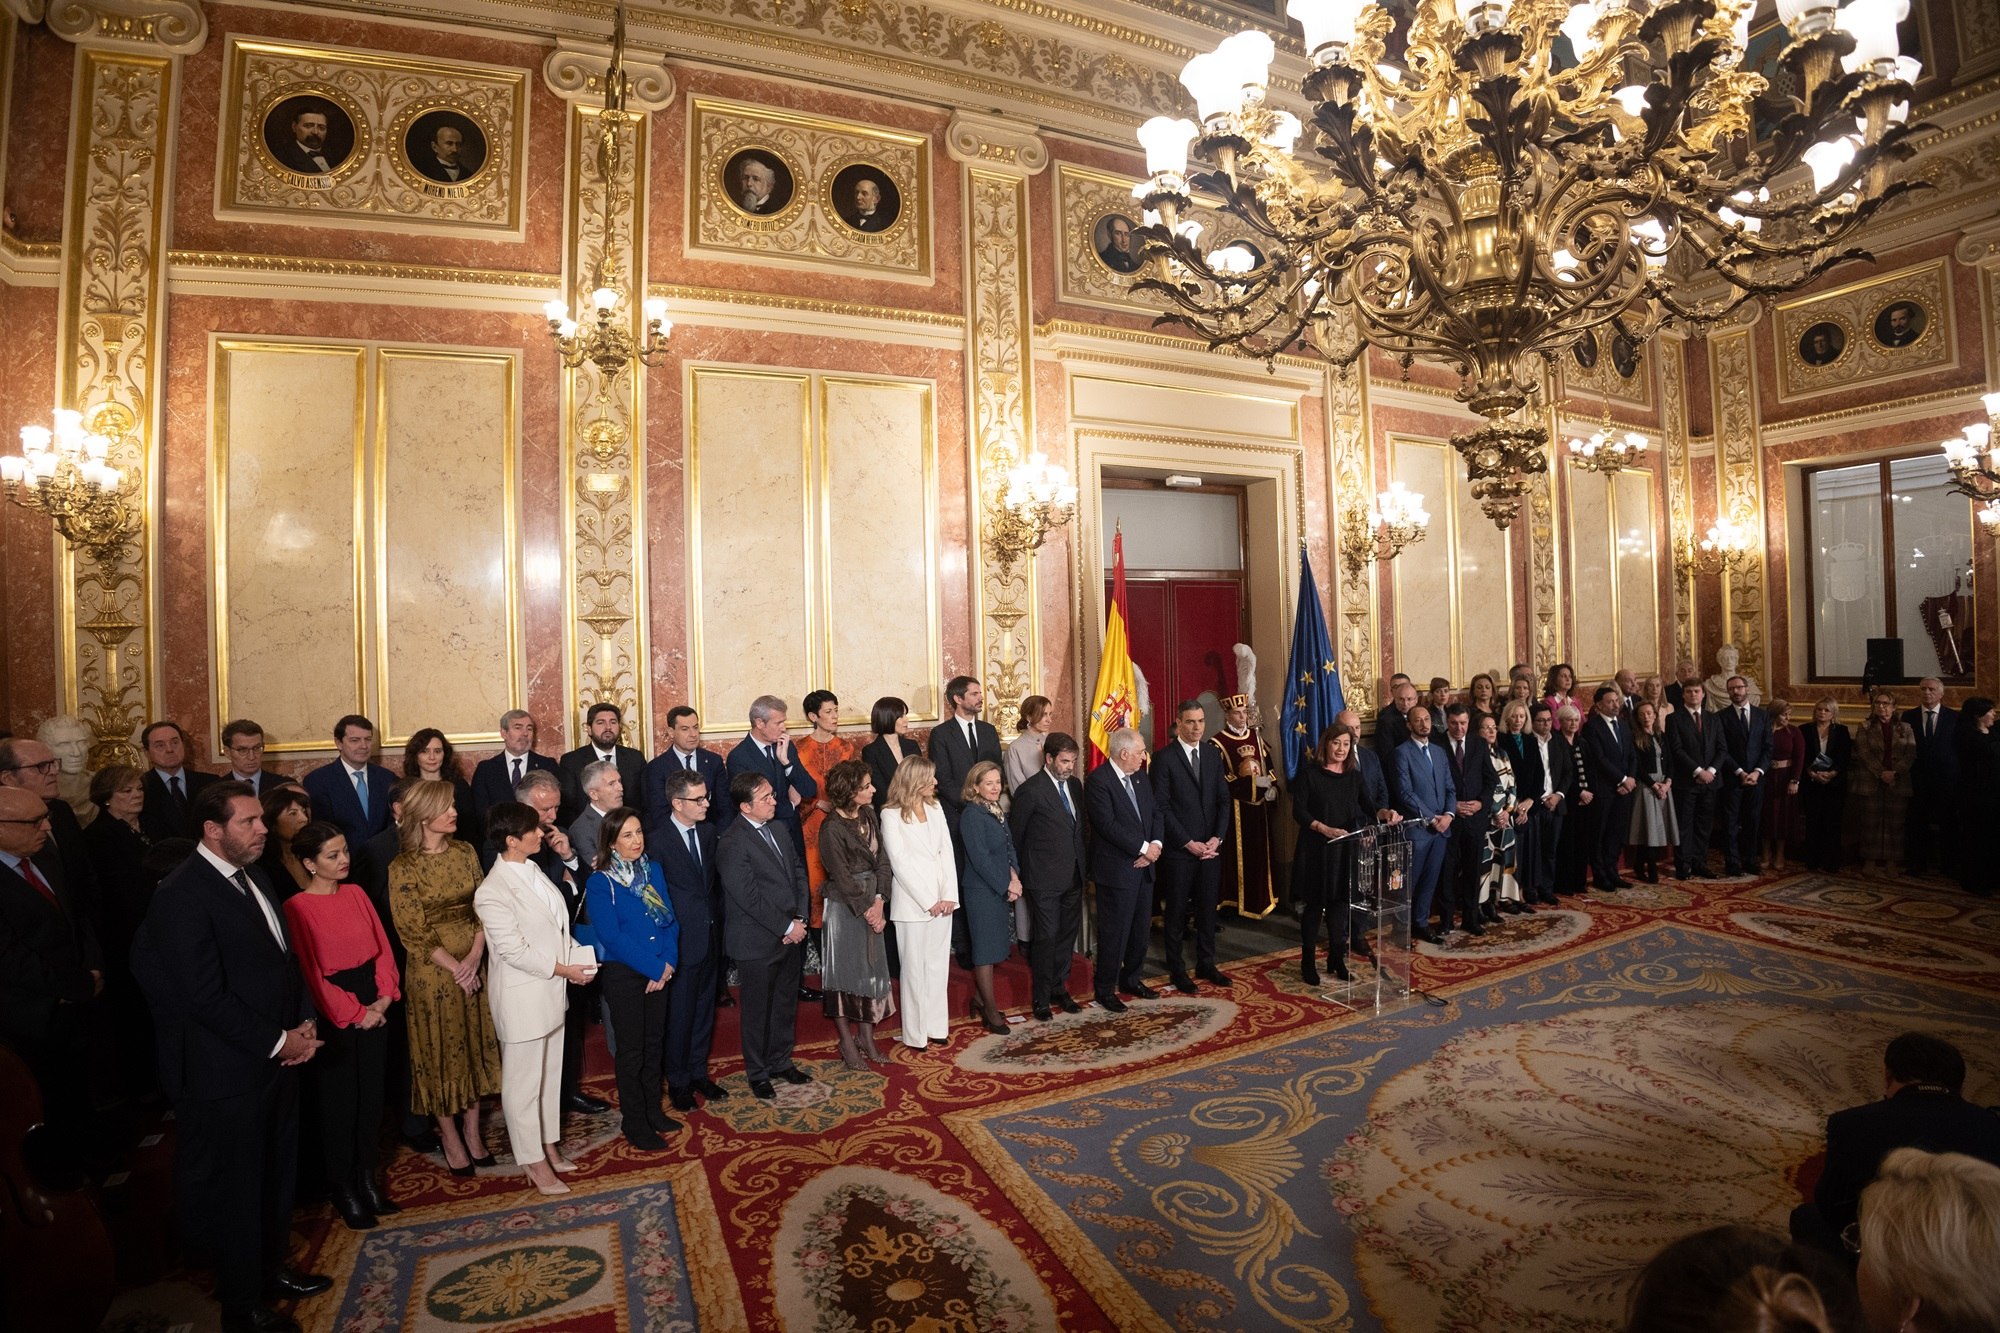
[[794, 689, 861, 936]]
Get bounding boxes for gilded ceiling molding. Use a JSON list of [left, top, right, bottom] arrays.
[[544, 36, 675, 110], [167, 249, 559, 287], [1659, 336, 1695, 666], [549, 79, 654, 748], [656, 282, 963, 328], [1327, 362, 1377, 712], [46, 0, 204, 51], [53, 45, 177, 763], [949, 110, 1046, 715], [1709, 330, 1768, 685]]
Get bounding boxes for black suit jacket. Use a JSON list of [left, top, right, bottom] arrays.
[[1152, 740, 1231, 855], [1799, 723, 1852, 785], [723, 738, 817, 851], [1084, 762, 1163, 892], [1355, 747, 1393, 816], [0, 852, 102, 1046], [862, 735, 921, 808], [218, 768, 287, 798], [302, 760, 396, 846], [928, 718, 1002, 818], [716, 819, 808, 962], [559, 743, 647, 814], [140, 767, 220, 842], [1814, 1087, 2000, 1232], [1443, 734, 1496, 818], [1665, 707, 1726, 786], [130, 854, 311, 1101], [354, 825, 406, 966], [1579, 713, 1638, 794], [1904, 705, 1960, 787], [1553, 733, 1585, 801], [1719, 703, 1772, 779], [1373, 706, 1414, 789], [271, 139, 340, 174], [653, 819, 721, 969], [1009, 769, 1088, 890], [643, 747, 731, 857], [471, 750, 566, 818]]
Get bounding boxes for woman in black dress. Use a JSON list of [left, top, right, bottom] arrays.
[[1956, 697, 1998, 897], [405, 727, 481, 845], [1797, 697, 1852, 873], [1293, 723, 1365, 984], [861, 696, 921, 809]]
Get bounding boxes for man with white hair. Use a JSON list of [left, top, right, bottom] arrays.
[[567, 758, 624, 868], [1084, 728, 1163, 1011]]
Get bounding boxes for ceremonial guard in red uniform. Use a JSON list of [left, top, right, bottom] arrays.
[[1213, 646, 1279, 916]]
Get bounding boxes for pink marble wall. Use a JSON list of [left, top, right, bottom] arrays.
[[173, 5, 566, 274], [1685, 337, 1713, 439], [1031, 356, 1082, 733], [0, 283, 58, 728], [3, 22, 70, 242]]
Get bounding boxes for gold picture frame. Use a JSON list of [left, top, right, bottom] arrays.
[[1775, 257, 1955, 400]]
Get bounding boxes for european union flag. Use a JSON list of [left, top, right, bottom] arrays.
[[1280, 547, 1343, 782]]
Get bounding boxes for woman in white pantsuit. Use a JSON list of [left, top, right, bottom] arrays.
[[474, 801, 596, 1196], [880, 758, 957, 1049]]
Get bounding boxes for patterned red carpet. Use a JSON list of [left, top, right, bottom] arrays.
[[99, 868, 2000, 1331]]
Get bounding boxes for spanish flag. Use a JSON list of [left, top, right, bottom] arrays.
[[1087, 526, 1141, 767]]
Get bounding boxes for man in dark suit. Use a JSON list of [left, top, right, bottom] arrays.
[[1084, 728, 1164, 1011], [1394, 705, 1456, 942], [1440, 704, 1496, 934], [559, 703, 646, 821], [1664, 657, 1700, 714], [0, 786, 103, 1161], [1152, 701, 1233, 991], [1010, 732, 1089, 1020], [1579, 685, 1639, 890], [269, 103, 342, 175], [724, 696, 818, 852], [1373, 677, 1420, 801], [301, 714, 396, 848], [1903, 677, 1959, 878], [407, 121, 482, 184], [1665, 679, 1725, 879], [1790, 1033, 2000, 1257], [130, 782, 329, 1333], [508, 770, 609, 1116], [1335, 709, 1398, 824], [471, 710, 568, 821], [646, 706, 731, 844], [928, 674, 1002, 837], [218, 720, 286, 797], [716, 772, 812, 1099], [0, 737, 99, 921], [654, 767, 729, 1111], [139, 719, 219, 841], [1522, 703, 1571, 904], [1717, 674, 1771, 876]]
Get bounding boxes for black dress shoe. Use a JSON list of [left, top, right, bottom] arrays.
[[563, 1092, 611, 1115], [1300, 960, 1321, 986], [1170, 974, 1198, 994], [1032, 1003, 1053, 1021], [778, 1067, 812, 1085], [799, 986, 824, 1002], [446, 1157, 476, 1178], [1462, 921, 1485, 936], [1054, 994, 1081, 1014], [692, 1078, 730, 1101], [1410, 926, 1436, 944], [1196, 968, 1234, 987], [329, 1185, 376, 1231], [623, 1123, 668, 1150], [647, 1104, 683, 1133], [1096, 994, 1128, 1013], [1127, 982, 1159, 999], [668, 1086, 697, 1113], [356, 1173, 400, 1216], [266, 1266, 333, 1300], [223, 1307, 301, 1333], [749, 1079, 776, 1100]]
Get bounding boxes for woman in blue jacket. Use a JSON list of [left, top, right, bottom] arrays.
[[584, 807, 681, 1150]]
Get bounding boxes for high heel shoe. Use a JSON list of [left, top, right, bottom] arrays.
[[979, 1002, 1008, 1035], [445, 1155, 476, 1178], [1300, 958, 1321, 986], [1351, 941, 1377, 965], [1331, 955, 1352, 982], [469, 1153, 497, 1169]]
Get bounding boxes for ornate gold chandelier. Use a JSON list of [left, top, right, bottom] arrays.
[[1939, 392, 2000, 539], [1132, 0, 1924, 526], [1, 407, 139, 562]]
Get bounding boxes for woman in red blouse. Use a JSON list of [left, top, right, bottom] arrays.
[[282, 822, 403, 1231]]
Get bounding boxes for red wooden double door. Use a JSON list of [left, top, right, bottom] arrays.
[[1107, 576, 1246, 752]]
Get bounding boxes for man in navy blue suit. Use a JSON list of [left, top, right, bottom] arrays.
[[1084, 728, 1163, 1010], [1717, 674, 1771, 876], [1579, 685, 1640, 889], [653, 766, 729, 1114], [1394, 705, 1455, 943], [301, 715, 396, 847], [725, 696, 820, 1002], [1903, 677, 1959, 878], [644, 706, 730, 850], [1152, 701, 1233, 992], [471, 710, 569, 821]]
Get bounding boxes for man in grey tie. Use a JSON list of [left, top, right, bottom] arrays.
[[716, 773, 812, 1098], [472, 710, 568, 821], [1084, 728, 1163, 1010]]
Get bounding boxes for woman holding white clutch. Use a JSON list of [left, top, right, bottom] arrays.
[[474, 801, 596, 1196]]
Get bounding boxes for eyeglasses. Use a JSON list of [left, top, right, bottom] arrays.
[[673, 793, 712, 804], [1840, 1222, 1862, 1257], [4, 760, 58, 775]]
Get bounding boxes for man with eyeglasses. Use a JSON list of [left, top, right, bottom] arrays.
[[656, 768, 727, 1112], [0, 784, 104, 1169], [0, 736, 99, 929], [220, 719, 283, 796]]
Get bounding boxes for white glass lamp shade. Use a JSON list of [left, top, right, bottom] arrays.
[[1966, 423, 1994, 450], [1288, 0, 1371, 55], [0, 456, 22, 484], [1137, 117, 1199, 176], [1837, 0, 1906, 67], [1180, 52, 1240, 122], [590, 286, 620, 312], [1982, 390, 2000, 418], [1802, 134, 1858, 193], [1775, 0, 1837, 35], [642, 296, 669, 326], [1560, 3, 1599, 59], [543, 299, 569, 322], [1214, 31, 1277, 99], [18, 424, 52, 454]]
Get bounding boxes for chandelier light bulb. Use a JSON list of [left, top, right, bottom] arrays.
[[642, 296, 669, 326], [1966, 423, 1993, 450], [1213, 30, 1276, 104], [1776, 0, 1838, 37], [19, 424, 52, 453], [1137, 117, 1199, 178], [542, 299, 568, 323], [1261, 110, 1302, 156], [1802, 134, 1858, 193], [1982, 391, 2000, 418], [591, 286, 620, 312], [1456, 0, 1512, 36], [1611, 85, 1649, 116], [1288, 0, 1371, 59], [556, 317, 580, 339], [1179, 52, 1241, 123], [1836, 0, 1907, 70], [1560, 4, 1600, 59]]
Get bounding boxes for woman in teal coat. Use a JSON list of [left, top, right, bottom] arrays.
[[957, 761, 1021, 1035]]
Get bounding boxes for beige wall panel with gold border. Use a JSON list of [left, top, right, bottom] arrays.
[[1567, 468, 1617, 681], [1067, 375, 1299, 441], [1455, 461, 1515, 680], [211, 342, 367, 751], [1614, 470, 1662, 674], [689, 367, 814, 727], [1392, 436, 1515, 682], [821, 377, 940, 725], [376, 349, 521, 747]]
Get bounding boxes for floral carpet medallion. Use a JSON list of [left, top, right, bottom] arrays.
[[1729, 910, 1996, 971], [771, 1166, 1058, 1332], [425, 1244, 605, 1324], [704, 1059, 889, 1136], [1752, 875, 2000, 936], [1416, 908, 1592, 959], [1588, 880, 1697, 910], [955, 999, 1236, 1074]]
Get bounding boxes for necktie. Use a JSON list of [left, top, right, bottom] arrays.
[[510, 756, 523, 786], [1927, 710, 1935, 738], [1695, 712, 1703, 736], [233, 869, 283, 948], [686, 826, 701, 869], [168, 774, 185, 805], [686, 751, 698, 772], [766, 743, 779, 767], [16, 859, 57, 908], [759, 823, 782, 858], [352, 769, 369, 817], [1057, 780, 1075, 819], [965, 721, 977, 752], [1454, 740, 1463, 765], [1741, 707, 1748, 728], [1122, 774, 1141, 821]]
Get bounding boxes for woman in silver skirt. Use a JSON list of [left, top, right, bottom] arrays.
[[1628, 700, 1679, 884], [816, 758, 897, 1069]]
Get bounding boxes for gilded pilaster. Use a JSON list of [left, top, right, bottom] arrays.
[[1708, 329, 1768, 682], [948, 113, 1048, 716], [1660, 337, 1696, 662], [1524, 383, 1563, 677], [544, 48, 672, 749], [1327, 363, 1376, 711], [52, 5, 203, 764]]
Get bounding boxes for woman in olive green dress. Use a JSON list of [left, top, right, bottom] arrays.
[[389, 779, 503, 1175]]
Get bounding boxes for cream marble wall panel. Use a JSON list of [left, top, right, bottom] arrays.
[[691, 368, 813, 724], [1068, 375, 1298, 441], [1454, 465, 1514, 679], [215, 343, 366, 749], [378, 350, 520, 744], [1615, 470, 1661, 673], [1568, 467, 1616, 680], [821, 378, 938, 723], [1391, 440, 1454, 681]]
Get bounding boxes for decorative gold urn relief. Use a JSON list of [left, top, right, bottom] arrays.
[[1659, 338, 1696, 664]]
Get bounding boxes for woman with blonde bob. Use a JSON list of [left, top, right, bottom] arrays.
[[1855, 1148, 2000, 1333], [880, 756, 957, 1050]]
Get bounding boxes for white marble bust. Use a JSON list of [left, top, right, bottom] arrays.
[[1702, 643, 1761, 710], [36, 713, 98, 825]]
